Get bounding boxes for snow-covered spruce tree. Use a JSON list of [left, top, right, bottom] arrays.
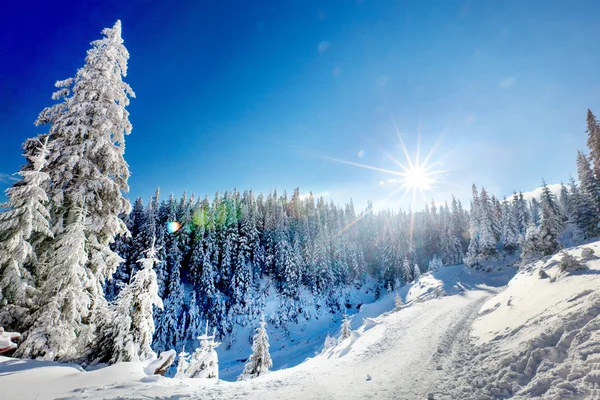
[[464, 235, 480, 268], [103, 237, 163, 363], [412, 263, 421, 281], [538, 181, 562, 256], [0, 137, 53, 307], [174, 345, 189, 378], [185, 291, 202, 346], [577, 150, 600, 213], [478, 188, 498, 259], [16, 204, 90, 361], [500, 200, 519, 254], [465, 185, 482, 267], [186, 324, 221, 379], [559, 183, 571, 218], [428, 256, 443, 272], [198, 241, 223, 334], [238, 316, 272, 380], [340, 312, 352, 340], [520, 222, 542, 265], [530, 198, 541, 226], [512, 191, 531, 235], [401, 256, 413, 283], [395, 291, 403, 311], [586, 109, 600, 179], [154, 238, 185, 353], [34, 20, 135, 317], [568, 177, 598, 239]]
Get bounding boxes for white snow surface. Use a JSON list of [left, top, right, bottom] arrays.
[[3, 242, 600, 399], [434, 242, 600, 399], [511, 183, 563, 204], [0, 330, 20, 352]]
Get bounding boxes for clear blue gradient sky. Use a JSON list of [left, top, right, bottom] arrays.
[[1, 1, 599, 211]]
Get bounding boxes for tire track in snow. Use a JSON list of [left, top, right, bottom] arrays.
[[423, 293, 493, 399]]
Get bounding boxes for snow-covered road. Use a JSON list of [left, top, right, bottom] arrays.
[[1, 288, 496, 400]]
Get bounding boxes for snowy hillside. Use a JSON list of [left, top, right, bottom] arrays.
[[4, 241, 600, 399], [1, 261, 517, 399], [434, 241, 600, 399]]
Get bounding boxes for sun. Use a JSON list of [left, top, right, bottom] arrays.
[[402, 166, 435, 190]]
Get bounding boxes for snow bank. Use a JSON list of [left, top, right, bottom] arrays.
[[0, 328, 20, 354], [436, 241, 600, 399]]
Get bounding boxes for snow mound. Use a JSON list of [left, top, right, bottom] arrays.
[[0, 328, 21, 354], [435, 241, 600, 399]]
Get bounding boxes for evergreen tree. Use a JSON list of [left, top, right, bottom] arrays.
[[186, 323, 221, 379], [198, 240, 222, 332], [412, 263, 421, 281], [500, 201, 519, 254], [174, 345, 189, 378], [394, 291, 403, 311], [0, 137, 53, 306], [35, 21, 135, 313], [154, 238, 185, 353], [94, 237, 163, 363], [577, 150, 600, 212], [513, 191, 531, 235], [530, 198, 541, 226], [521, 223, 542, 265], [340, 312, 351, 340], [538, 180, 562, 256], [568, 177, 598, 239], [185, 291, 202, 346], [237, 316, 272, 380], [478, 188, 498, 258], [464, 235, 479, 268], [586, 109, 600, 179], [559, 183, 571, 218], [17, 204, 90, 361]]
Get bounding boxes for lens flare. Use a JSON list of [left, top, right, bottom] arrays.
[[167, 221, 182, 233]]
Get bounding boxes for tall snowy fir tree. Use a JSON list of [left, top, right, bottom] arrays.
[[512, 191, 531, 235], [568, 177, 598, 239], [538, 181, 562, 256], [9, 21, 136, 358], [478, 188, 498, 259], [577, 150, 600, 214], [500, 200, 519, 254], [586, 109, 600, 179], [154, 237, 185, 353], [238, 316, 272, 380]]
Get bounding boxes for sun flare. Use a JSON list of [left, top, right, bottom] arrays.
[[402, 166, 435, 190]]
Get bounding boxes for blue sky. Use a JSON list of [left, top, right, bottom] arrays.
[[1, 1, 599, 211]]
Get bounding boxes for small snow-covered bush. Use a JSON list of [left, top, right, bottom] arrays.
[[559, 251, 586, 273]]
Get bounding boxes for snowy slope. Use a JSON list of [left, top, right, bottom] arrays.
[[517, 183, 563, 203], [0, 263, 516, 400], [434, 242, 600, 399], [10, 246, 598, 400]]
